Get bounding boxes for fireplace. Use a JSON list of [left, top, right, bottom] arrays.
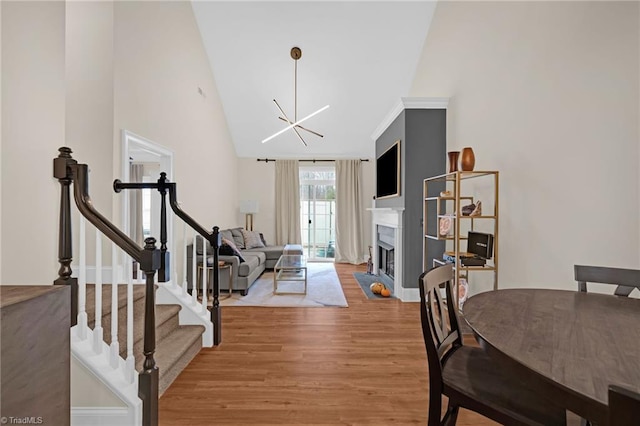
[[368, 206, 404, 300], [377, 225, 395, 279], [378, 241, 395, 278]]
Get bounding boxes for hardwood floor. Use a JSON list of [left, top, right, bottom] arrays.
[[158, 263, 497, 425]]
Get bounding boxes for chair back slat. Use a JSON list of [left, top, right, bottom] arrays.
[[419, 264, 462, 388], [574, 265, 640, 296], [429, 287, 447, 345]]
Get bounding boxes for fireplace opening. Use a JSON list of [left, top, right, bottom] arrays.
[[378, 241, 395, 279]]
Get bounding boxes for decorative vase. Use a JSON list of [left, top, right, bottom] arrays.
[[447, 151, 460, 173], [460, 147, 475, 171]]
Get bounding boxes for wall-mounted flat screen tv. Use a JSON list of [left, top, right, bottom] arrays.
[[376, 140, 401, 199]]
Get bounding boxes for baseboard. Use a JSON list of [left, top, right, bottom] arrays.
[[399, 287, 420, 302], [71, 407, 132, 426]]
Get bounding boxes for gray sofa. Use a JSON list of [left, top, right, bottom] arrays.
[[186, 229, 285, 296]]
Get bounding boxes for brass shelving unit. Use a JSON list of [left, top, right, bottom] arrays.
[[423, 171, 499, 302]]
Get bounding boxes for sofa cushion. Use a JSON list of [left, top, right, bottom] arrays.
[[243, 245, 286, 261], [220, 229, 234, 245], [241, 229, 265, 249], [237, 252, 265, 277], [230, 228, 246, 249], [220, 237, 245, 262]]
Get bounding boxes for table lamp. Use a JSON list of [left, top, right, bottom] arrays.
[[240, 200, 259, 231]]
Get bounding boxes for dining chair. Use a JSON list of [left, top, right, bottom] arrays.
[[574, 265, 640, 426], [608, 385, 640, 426], [418, 264, 567, 426], [574, 265, 640, 296]]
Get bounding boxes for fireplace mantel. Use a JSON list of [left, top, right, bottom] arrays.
[[368, 207, 410, 300]]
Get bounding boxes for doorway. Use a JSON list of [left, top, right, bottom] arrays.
[[121, 130, 174, 279], [299, 166, 335, 262]]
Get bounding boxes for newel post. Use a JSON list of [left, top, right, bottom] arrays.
[[157, 172, 170, 282], [139, 237, 160, 426], [211, 226, 221, 345], [53, 147, 78, 326]]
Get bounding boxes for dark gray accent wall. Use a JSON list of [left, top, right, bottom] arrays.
[[375, 111, 405, 208], [375, 108, 446, 289]]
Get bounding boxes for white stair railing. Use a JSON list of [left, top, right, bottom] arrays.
[[72, 217, 140, 385], [77, 217, 88, 340], [93, 231, 103, 354], [110, 242, 120, 369]]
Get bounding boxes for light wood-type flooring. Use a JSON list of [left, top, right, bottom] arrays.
[[158, 263, 498, 425]]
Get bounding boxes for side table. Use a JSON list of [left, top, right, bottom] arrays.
[[197, 261, 233, 299]]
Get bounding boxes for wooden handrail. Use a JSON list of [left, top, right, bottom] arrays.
[[114, 173, 223, 346]]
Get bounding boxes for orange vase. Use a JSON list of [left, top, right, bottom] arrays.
[[460, 147, 475, 171]]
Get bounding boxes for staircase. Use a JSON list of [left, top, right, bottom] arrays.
[[85, 284, 204, 395]]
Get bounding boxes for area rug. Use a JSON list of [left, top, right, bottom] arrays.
[[353, 272, 397, 299], [220, 262, 348, 307]]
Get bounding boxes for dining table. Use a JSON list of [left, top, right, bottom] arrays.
[[462, 288, 640, 425]]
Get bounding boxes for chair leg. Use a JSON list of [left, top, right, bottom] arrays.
[[428, 396, 442, 426], [442, 402, 459, 426]]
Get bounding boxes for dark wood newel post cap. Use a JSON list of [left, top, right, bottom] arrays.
[[54, 147, 76, 179]]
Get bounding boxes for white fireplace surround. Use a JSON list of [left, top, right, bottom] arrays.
[[368, 207, 419, 302]]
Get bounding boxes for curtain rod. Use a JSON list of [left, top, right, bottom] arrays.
[[256, 158, 369, 163]]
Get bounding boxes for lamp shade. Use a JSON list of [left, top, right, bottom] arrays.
[[239, 200, 259, 214]]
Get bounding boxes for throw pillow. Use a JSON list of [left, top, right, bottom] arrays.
[[241, 229, 265, 249], [220, 229, 234, 245], [220, 237, 245, 263], [230, 228, 246, 249], [259, 233, 267, 246]]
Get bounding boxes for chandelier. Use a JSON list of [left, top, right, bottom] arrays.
[[261, 47, 329, 146]]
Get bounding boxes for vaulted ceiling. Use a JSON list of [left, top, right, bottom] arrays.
[[192, 1, 435, 159]]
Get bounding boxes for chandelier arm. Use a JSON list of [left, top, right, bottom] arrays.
[[272, 99, 307, 146], [277, 117, 324, 138], [292, 126, 308, 147]]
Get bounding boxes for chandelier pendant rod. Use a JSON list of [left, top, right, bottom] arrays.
[[294, 58, 298, 122]]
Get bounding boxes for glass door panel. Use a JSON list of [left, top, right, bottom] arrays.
[[300, 168, 335, 261]]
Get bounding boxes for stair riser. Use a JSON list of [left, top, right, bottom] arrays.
[[131, 312, 180, 361], [157, 338, 202, 396]]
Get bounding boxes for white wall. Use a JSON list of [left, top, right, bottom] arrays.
[[236, 158, 374, 260], [411, 1, 639, 292], [113, 1, 237, 283], [1, 0, 237, 286], [1, 1, 66, 285]]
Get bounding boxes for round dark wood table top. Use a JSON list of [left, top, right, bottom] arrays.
[[463, 289, 640, 425]]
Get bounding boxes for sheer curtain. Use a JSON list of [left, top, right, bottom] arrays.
[[275, 160, 301, 245], [129, 163, 144, 246], [335, 160, 364, 264]]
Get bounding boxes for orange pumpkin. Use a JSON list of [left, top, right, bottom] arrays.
[[380, 288, 391, 297], [370, 282, 385, 294]]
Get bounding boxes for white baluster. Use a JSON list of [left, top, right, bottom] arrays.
[[77, 217, 88, 339], [202, 235, 207, 312], [182, 219, 188, 295], [110, 242, 120, 369], [125, 255, 135, 384], [192, 233, 197, 305], [93, 231, 103, 354]]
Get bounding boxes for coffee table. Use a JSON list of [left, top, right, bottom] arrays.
[[273, 255, 307, 295]]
